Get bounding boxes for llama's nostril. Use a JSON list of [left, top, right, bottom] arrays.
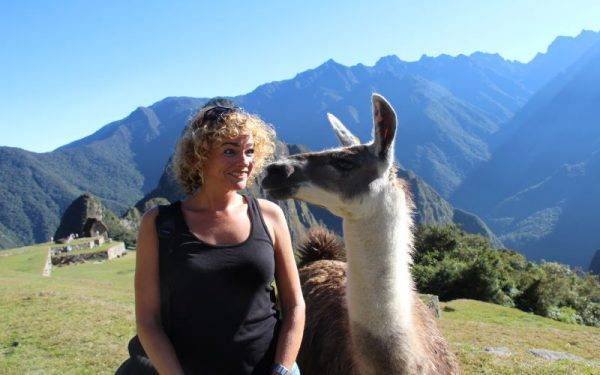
[[284, 164, 294, 178], [267, 163, 294, 178], [266, 164, 281, 175]]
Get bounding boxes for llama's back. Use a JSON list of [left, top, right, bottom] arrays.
[[296, 227, 356, 374], [298, 259, 358, 375]]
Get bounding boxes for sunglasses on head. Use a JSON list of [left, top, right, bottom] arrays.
[[202, 105, 239, 123]]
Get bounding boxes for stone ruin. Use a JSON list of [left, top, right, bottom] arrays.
[[83, 218, 108, 239], [50, 242, 126, 267], [54, 193, 106, 242]]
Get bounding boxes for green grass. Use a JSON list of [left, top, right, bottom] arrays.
[[0, 243, 50, 275], [51, 237, 100, 247], [0, 242, 53, 258], [1, 244, 599, 374], [0, 244, 135, 374], [439, 299, 600, 374]]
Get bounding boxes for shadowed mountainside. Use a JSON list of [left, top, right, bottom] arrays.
[[453, 40, 600, 267]]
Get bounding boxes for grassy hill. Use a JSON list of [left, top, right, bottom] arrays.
[[0, 242, 134, 373], [1, 244, 598, 374]]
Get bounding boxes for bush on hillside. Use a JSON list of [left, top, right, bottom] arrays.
[[413, 224, 525, 306], [546, 306, 582, 324], [413, 224, 600, 326], [579, 302, 600, 326], [102, 208, 136, 248]]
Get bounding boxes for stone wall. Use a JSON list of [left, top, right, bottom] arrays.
[[51, 237, 104, 256], [50, 241, 126, 267], [107, 243, 125, 260], [42, 248, 53, 277], [52, 251, 108, 266]]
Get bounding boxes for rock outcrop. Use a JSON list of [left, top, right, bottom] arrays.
[[53, 194, 105, 240], [528, 349, 583, 362], [54, 193, 135, 247], [82, 218, 108, 238]]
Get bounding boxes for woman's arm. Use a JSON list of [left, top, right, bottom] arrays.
[[259, 199, 306, 372], [135, 207, 184, 375]]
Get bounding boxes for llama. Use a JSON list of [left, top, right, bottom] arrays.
[[261, 94, 459, 374]]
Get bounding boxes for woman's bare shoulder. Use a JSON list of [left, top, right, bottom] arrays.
[[256, 198, 285, 221], [136, 206, 161, 253], [142, 206, 160, 219]]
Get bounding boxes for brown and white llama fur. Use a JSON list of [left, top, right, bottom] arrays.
[[261, 94, 459, 374]]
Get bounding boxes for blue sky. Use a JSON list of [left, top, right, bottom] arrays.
[[2, 0, 600, 152]]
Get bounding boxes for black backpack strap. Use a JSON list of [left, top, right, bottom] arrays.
[[155, 204, 178, 337], [122, 203, 178, 374], [116, 202, 179, 375]]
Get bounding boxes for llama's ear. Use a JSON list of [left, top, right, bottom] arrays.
[[327, 113, 360, 146], [371, 93, 397, 160]]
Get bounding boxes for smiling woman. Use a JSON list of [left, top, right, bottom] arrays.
[[118, 99, 305, 375], [172, 101, 276, 195]]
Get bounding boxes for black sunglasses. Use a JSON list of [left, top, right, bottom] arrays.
[[202, 105, 239, 123]]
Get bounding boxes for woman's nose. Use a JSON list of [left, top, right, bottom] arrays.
[[239, 152, 253, 165]]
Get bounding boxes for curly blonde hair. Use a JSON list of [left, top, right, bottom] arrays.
[[172, 104, 276, 195]]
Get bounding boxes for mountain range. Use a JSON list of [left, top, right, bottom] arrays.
[[1, 30, 599, 269], [453, 38, 600, 267]]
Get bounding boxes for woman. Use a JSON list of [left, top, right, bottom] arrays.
[[134, 100, 305, 374]]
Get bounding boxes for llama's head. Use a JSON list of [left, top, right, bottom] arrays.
[[261, 94, 400, 219]]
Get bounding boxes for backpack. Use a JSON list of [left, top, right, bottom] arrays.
[[115, 204, 177, 375]]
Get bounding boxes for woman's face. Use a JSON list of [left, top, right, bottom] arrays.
[[202, 133, 255, 192]]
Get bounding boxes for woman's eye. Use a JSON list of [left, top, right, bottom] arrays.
[[245, 148, 255, 156], [332, 159, 356, 171], [224, 149, 236, 156]]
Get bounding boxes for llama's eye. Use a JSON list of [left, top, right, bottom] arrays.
[[331, 159, 357, 171]]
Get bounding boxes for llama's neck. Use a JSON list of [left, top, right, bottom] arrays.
[[342, 185, 415, 334]]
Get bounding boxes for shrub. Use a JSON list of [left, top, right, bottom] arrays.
[[413, 224, 600, 326], [547, 306, 582, 325], [579, 302, 600, 326]]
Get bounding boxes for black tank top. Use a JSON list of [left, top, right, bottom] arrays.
[[165, 195, 280, 374]]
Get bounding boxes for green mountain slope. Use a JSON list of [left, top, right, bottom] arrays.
[[0, 99, 206, 248], [0, 143, 142, 245]]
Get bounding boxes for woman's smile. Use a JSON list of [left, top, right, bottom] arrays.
[[228, 170, 249, 180], [203, 134, 255, 190]]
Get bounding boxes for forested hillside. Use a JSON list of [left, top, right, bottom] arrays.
[[453, 39, 600, 267]]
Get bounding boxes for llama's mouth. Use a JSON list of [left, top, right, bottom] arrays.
[[261, 169, 301, 200], [263, 186, 298, 200]]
